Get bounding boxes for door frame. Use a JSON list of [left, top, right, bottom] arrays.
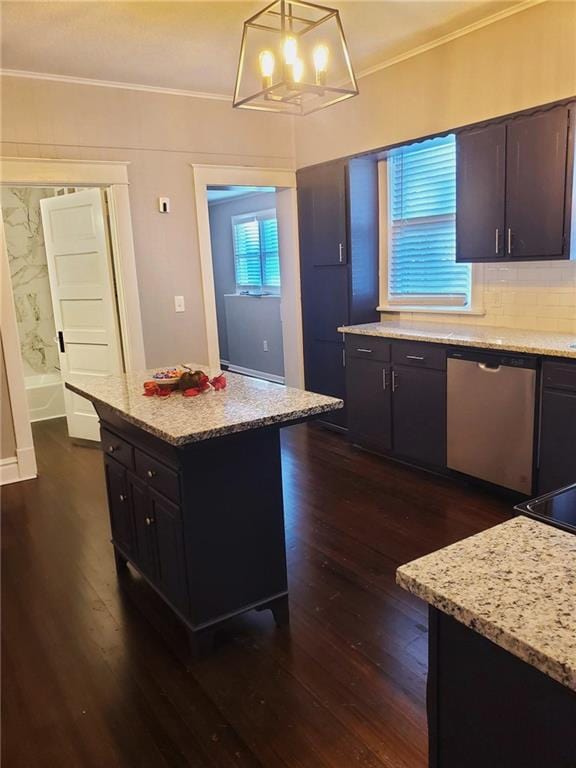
[[191, 164, 304, 388], [1, 157, 145, 484]]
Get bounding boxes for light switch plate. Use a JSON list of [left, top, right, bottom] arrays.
[[174, 295, 185, 312]]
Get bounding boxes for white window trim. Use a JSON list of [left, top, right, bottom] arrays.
[[377, 158, 484, 316], [231, 208, 280, 295]]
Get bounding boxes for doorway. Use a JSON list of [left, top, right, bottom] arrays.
[[207, 185, 285, 384], [2, 185, 124, 442], [1, 158, 145, 486], [191, 165, 304, 389]]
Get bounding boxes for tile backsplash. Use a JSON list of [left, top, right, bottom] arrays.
[[2, 187, 59, 376], [384, 261, 576, 334]]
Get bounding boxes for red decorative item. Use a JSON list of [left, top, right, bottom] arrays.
[[182, 387, 202, 397], [211, 374, 227, 391], [143, 370, 226, 397]]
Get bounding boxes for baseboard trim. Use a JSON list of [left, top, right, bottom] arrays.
[[227, 364, 285, 385], [0, 457, 19, 485], [1, 448, 38, 485]]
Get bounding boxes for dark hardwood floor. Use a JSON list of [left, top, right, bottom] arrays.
[[2, 418, 512, 768]]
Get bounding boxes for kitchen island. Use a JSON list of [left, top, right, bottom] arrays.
[[397, 516, 576, 768], [66, 369, 342, 655]]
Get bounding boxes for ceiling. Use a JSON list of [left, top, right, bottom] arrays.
[[1, 1, 525, 97]]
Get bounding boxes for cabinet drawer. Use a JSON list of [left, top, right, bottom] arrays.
[[392, 342, 446, 370], [346, 336, 390, 362], [543, 361, 576, 392], [135, 450, 180, 505], [101, 427, 134, 469]]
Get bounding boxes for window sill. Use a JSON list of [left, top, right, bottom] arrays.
[[378, 305, 486, 317]]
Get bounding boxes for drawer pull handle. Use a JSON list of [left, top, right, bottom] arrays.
[[145, 516, 155, 526], [405, 355, 425, 361], [119, 494, 126, 502], [146, 469, 156, 479], [356, 348, 373, 353]]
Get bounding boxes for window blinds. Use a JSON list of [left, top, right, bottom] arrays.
[[387, 134, 471, 305], [232, 211, 280, 291]]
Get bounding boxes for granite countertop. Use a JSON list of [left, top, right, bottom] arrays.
[[397, 517, 576, 691], [66, 368, 342, 446], [338, 320, 576, 359]]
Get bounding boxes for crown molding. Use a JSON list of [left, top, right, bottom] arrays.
[[0, 68, 230, 102], [0, 0, 548, 101], [356, 0, 548, 81]]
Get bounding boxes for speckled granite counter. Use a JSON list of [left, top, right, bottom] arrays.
[[66, 368, 342, 446], [338, 320, 576, 359], [397, 516, 576, 691]]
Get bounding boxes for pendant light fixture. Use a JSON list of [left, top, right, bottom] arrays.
[[233, 0, 359, 116]]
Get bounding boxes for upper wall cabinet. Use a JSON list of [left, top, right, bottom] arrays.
[[299, 159, 348, 266], [456, 105, 573, 262]]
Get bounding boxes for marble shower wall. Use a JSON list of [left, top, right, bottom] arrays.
[[2, 188, 59, 377]]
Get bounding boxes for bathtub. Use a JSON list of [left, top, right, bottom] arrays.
[[25, 372, 66, 422]]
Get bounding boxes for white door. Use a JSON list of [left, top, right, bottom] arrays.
[[40, 188, 123, 441]]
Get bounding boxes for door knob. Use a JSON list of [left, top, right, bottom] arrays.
[[147, 469, 156, 478], [145, 516, 154, 526], [119, 494, 126, 502]]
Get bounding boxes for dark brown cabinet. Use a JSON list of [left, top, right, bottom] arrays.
[[456, 124, 506, 262], [104, 457, 135, 559], [392, 366, 446, 467], [506, 107, 570, 260], [345, 336, 447, 469], [457, 104, 573, 262], [538, 361, 576, 494], [100, 415, 290, 652], [298, 157, 380, 428], [104, 436, 189, 617], [149, 490, 189, 614], [346, 357, 392, 452]]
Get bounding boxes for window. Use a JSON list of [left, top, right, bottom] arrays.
[[232, 210, 280, 293], [386, 134, 471, 308]]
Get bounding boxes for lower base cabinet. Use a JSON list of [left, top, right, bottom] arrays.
[[392, 366, 446, 467], [345, 337, 447, 469], [346, 357, 392, 451], [305, 340, 347, 428], [99, 409, 290, 655], [538, 361, 576, 493]]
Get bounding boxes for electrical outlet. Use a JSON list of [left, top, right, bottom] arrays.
[[174, 295, 185, 313], [263, 340, 269, 352]]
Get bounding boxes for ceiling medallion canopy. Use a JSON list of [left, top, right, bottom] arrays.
[[233, 0, 359, 116]]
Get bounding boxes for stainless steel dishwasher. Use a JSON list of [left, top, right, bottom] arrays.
[[447, 350, 537, 494]]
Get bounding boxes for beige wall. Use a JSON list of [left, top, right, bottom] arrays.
[[295, 1, 576, 334], [295, 1, 576, 167], [1, 341, 17, 459], [1, 76, 295, 368]]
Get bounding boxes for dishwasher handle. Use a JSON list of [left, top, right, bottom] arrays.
[[478, 362, 502, 373]]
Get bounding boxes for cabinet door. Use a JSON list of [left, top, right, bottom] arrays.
[[506, 106, 570, 260], [104, 457, 136, 558], [305, 340, 346, 427], [456, 124, 506, 262], [538, 389, 576, 494], [130, 473, 157, 579], [346, 357, 392, 451], [302, 266, 349, 343], [392, 366, 446, 467], [297, 161, 347, 266], [149, 490, 189, 616]]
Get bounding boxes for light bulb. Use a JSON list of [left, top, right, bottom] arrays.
[[259, 50, 275, 78], [283, 36, 298, 66], [313, 44, 329, 85], [292, 57, 304, 84]]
